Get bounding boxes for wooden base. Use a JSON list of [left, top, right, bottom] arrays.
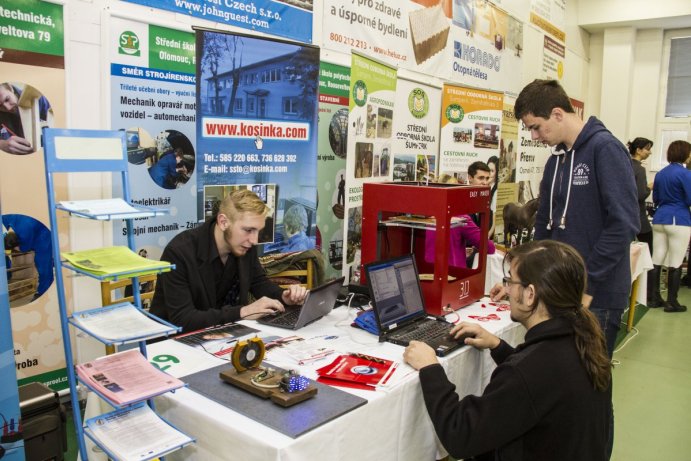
[[219, 368, 317, 407]]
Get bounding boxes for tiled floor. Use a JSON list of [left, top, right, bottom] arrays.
[[611, 285, 691, 460]]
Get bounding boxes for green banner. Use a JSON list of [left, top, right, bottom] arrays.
[[0, 0, 64, 56], [319, 62, 350, 100], [18, 367, 69, 392], [149, 25, 195, 74]]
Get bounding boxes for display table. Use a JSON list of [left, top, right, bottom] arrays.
[[627, 241, 653, 331], [132, 299, 525, 461]]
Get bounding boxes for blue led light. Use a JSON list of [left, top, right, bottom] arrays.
[[284, 375, 310, 393]]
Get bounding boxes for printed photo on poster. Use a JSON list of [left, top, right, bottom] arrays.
[[2, 214, 53, 307], [0, 82, 54, 155], [147, 130, 195, 190]]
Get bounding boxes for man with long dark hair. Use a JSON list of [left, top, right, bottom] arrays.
[[404, 240, 612, 461]]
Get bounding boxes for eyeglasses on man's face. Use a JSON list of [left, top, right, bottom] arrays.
[[502, 276, 527, 288]]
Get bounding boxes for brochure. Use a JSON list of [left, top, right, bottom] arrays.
[[62, 246, 171, 279], [58, 198, 162, 220], [71, 302, 176, 343], [315, 353, 398, 390], [173, 323, 260, 355], [84, 403, 193, 461], [76, 349, 185, 406]]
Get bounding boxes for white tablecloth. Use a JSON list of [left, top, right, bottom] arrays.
[[630, 241, 653, 305], [133, 299, 525, 461]]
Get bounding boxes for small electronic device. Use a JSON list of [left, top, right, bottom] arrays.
[[364, 254, 465, 357], [258, 277, 345, 330], [231, 337, 265, 372]]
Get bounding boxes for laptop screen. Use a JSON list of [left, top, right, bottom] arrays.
[[365, 254, 426, 331]]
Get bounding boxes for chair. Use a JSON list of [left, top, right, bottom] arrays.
[[268, 257, 315, 289], [260, 249, 324, 290], [100, 274, 158, 309]]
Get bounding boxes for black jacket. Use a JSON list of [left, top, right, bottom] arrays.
[[631, 158, 652, 234], [149, 220, 284, 332], [418, 317, 611, 461]]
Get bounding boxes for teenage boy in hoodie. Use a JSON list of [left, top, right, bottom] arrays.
[[507, 79, 639, 358]]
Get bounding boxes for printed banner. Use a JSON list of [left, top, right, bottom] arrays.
[[448, 0, 524, 95], [316, 62, 349, 279], [438, 84, 503, 183], [123, 0, 313, 43], [494, 98, 519, 245], [530, 0, 566, 42], [344, 52, 397, 283], [323, 1, 524, 95], [196, 30, 319, 255], [391, 78, 441, 182], [542, 34, 565, 80], [0, 212, 24, 459], [515, 123, 550, 204], [323, 1, 449, 77], [109, 17, 197, 262], [1, 0, 69, 391]]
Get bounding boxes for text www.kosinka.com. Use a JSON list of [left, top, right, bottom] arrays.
[[203, 118, 310, 140]]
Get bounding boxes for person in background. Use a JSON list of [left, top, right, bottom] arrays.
[[487, 155, 500, 239], [424, 214, 496, 268], [426, 172, 495, 267], [282, 204, 313, 252], [405, 240, 611, 461], [0, 82, 51, 155], [2, 214, 54, 299], [149, 190, 308, 332], [511, 79, 639, 358], [627, 137, 659, 306], [467, 161, 491, 228], [651, 140, 691, 313], [148, 147, 185, 189]]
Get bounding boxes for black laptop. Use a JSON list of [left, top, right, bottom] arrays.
[[364, 255, 464, 357], [258, 277, 345, 330]]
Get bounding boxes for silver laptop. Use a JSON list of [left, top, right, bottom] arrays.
[[258, 277, 345, 330]]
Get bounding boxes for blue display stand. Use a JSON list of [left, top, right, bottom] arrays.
[[1, 206, 26, 460], [43, 128, 192, 460]]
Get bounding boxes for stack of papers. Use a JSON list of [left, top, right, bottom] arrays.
[[62, 246, 171, 279], [84, 403, 193, 461], [70, 303, 177, 344], [76, 349, 185, 406], [58, 198, 163, 220]]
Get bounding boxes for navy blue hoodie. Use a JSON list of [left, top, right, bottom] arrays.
[[534, 117, 639, 310]]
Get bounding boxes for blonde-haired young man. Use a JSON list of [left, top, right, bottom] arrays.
[[150, 189, 307, 332]]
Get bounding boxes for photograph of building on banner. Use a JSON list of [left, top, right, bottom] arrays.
[[196, 30, 319, 257]]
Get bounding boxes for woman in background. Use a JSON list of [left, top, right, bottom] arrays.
[[487, 155, 499, 239], [652, 140, 691, 312], [627, 137, 659, 306]]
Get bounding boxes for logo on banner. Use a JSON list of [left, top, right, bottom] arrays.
[[445, 104, 464, 123], [408, 88, 429, 119], [352, 80, 368, 107], [119, 31, 141, 56]]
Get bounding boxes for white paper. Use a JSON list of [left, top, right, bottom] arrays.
[[72, 303, 174, 342], [85, 404, 192, 461], [59, 198, 156, 219], [76, 349, 184, 406]]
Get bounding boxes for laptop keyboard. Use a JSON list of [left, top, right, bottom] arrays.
[[395, 321, 447, 342], [268, 308, 301, 327]]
